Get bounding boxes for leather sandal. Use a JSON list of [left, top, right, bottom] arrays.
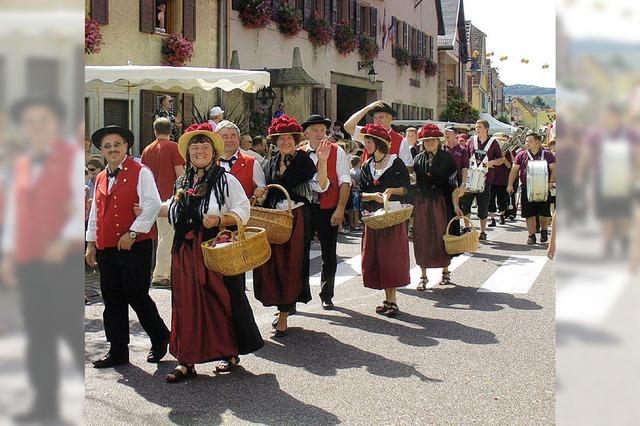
[[375, 301, 391, 315], [384, 302, 400, 317], [215, 356, 239, 372], [440, 272, 451, 285], [166, 365, 197, 383], [416, 277, 428, 291]]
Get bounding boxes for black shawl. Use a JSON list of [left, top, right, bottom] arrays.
[[413, 148, 458, 199], [360, 156, 410, 212], [262, 150, 317, 209]]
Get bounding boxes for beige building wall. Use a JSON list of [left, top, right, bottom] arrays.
[[228, 0, 439, 122]]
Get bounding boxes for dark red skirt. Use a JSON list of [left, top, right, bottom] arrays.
[[253, 206, 312, 307], [361, 222, 410, 289], [413, 192, 452, 268], [169, 229, 239, 365]]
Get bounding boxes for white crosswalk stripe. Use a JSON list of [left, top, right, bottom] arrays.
[[408, 254, 474, 289], [478, 255, 548, 294]]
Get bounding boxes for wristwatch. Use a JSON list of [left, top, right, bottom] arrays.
[[128, 230, 138, 239]]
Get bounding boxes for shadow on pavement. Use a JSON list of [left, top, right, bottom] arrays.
[[297, 307, 498, 347], [400, 285, 543, 312], [254, 330, 441, 382], [109, 363, 340, 425]]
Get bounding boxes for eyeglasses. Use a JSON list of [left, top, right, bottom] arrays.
[[101, 142, 126, 150]]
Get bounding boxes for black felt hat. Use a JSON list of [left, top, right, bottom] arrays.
[[368, 102, 397, 118], [301, 114, 332, 130], [91, 125, 134, 149]]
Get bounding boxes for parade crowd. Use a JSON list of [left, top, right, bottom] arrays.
[[84, 100, 557, 383]]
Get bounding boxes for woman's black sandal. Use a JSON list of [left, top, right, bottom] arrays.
[[215, 356, 239, 373], [166, 365, 197, 383], [375, 301, 391, 315], [384, 302, 400, 317], [440, 271, 451, 285]]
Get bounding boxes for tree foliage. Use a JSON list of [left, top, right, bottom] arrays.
[[439, 87, 480, 123]]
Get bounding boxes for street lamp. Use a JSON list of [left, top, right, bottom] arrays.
[[358, 61, 377, 85]]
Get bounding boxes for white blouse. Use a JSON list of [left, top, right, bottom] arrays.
[[368, 154, 399, 181]]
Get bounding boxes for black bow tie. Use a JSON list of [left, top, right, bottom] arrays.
[[108, 168, 121, 179], [220, 156, 237, 166]]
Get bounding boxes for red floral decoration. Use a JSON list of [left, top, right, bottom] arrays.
[[410, 55, 425, 72], [395, 47, 411, 67], [361, 124, 391, 144], [161, 33, 194, 67], [277, 4, 302, 37], [85, 17, 103, 54], [239, 0, 272, 29], [358, 35, 379, 62], [424, 58, 438, 77], [307, 11, 332, 47], [334, 20, 357, 56], [268, 115, 303, 135], [417, 123, 443, 140]]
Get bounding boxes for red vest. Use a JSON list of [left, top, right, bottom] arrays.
[[94, 157, 156, 250], [229, 150, 256, 198], [319, 143, 340, 209], [362, 128, 404, 161], [14, 142, 75, 264]]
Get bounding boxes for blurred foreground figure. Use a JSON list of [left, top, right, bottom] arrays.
[[1, 98, 85, 423]]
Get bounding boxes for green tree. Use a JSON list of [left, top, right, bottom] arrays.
[[532, 96, 547, 108], [439, 87, 480, 123]]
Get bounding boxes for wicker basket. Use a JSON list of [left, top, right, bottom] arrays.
[[247, 184, 294, 244], [361, 194, 413, 230], [201, 212, 271, 276], [443, 216, 479, 255]]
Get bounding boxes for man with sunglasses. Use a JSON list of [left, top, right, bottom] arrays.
[[153, 95, 180, 142]]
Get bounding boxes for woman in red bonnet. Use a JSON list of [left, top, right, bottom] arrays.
[[412, 124, 460, 290], [157, 122, 263, 382], [252, 115, 331, 337], [359, 124, 411, 317]]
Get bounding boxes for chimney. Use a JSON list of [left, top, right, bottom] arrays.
[[292, 47, 302, 68], [230, 50, 240, 69]]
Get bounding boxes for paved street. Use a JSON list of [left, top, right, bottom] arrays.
[[84, 215, 554, 425]]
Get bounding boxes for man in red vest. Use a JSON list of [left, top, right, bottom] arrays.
[[141, 117, 185, 287], [85, 125, 170, 369], [216, 120, 267, 199], [344, 100, 414, 171], [1, 97, 84, 423], [301, 114, 351, 309]]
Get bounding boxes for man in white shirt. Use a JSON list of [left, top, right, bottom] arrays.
[[344, 100, 413, 171], [300, 114, 351, 309], [85, 125, 170, 369]]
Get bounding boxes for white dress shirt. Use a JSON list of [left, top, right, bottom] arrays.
[[166, 173, 251, 225], [85, 158, 162, 242], [219, 149, 267, 188], [354, 125, 414, 167]]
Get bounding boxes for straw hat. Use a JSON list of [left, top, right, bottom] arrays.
[[177, 122, 224, 161], [267, 115, 304, 140]]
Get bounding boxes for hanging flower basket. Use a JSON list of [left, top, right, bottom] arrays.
[[239, 0, 272, 29], [85, 17, 103, 54], [410, 55, 425, 72], [277, 4, 302, 37], [307, 11, 332, 47], [424, 58, 438, 77], [358, 35, 379, 62], [161, 33, 194, 67], [395, 47, 411, 67], [334, 20, 356, 56]]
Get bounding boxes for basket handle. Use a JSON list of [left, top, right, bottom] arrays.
[[218, 211, 246, 241], [251, 184, 293, 213], [382, 193, 390, 213], [445, 215, 474, 236]]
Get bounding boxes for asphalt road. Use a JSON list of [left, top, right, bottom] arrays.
[[84, 216, 555, 425]]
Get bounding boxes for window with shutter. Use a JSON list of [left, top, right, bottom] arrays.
[[338, 0, 349, 22], [353, 0, 360, 34], [303, 0, 312, 22], [272, 0, 281, 19], [90, 0, 109, 24], [297, 0, 306, 18], [140, 0, 155, 33], [183, 0, 196, 40], [361, 6, 369, 36], [408, 26, 413, 54], [402, 22, 408, 50], [369, 7, 377, 42], [391, 16, 397, 58], [232, 0, 241, 11], [331, 0, 337, 26]]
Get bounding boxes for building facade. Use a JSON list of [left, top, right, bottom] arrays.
[[509, 96, 554, 130], [225, 0, 444, 128], [465, 20, 488, 114]]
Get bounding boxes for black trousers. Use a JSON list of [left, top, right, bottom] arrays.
[[488, 184, 509, 214], [96, 239, 169, 354], [16, 254, 84, 415], [309, 204, 339, 302]]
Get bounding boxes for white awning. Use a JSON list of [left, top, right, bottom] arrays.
[[85, 65, 271, 93], [479, 112, 518, 135]]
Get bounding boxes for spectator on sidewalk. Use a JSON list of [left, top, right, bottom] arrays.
[[208, 106, 224, 130], [153, 95, 180, 142]]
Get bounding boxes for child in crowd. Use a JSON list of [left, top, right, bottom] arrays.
[[348, 156, 363, 231]]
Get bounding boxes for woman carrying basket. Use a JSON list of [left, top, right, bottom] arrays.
[[412, 124, 460, 290], [359, 124, 411, 317], [252, 115, 330, 337], [160, 123, 263, 382]]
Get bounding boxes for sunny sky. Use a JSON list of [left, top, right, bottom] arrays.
[[463, 0, 556, 88], [558, 0, 640, 43]]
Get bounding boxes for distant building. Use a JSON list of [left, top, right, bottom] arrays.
[[466, 20, 489, 113], [509, 96, 554, 130]]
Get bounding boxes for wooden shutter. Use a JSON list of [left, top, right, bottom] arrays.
[[183, 0, 196, 40], [331, 0, 338, 26], [429, 35, 433, 59], [340, 0, 350, 22], [272, 0, 281, 19], [90, 0, 109, 24], [232, 0, 241, 11], [183, 93, 194, 127], [370, 7, 377, 42], [139, 0, 155, 33], [352, 0, 360, 34], [140, 90, 156, 152], [361, 6, 369, 35], [323, 0, 330, 19], [402, 22, 407, 50], [304, 0, 313, 21], [391, 16, 397, 57], [408, 26, 413, 54]]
